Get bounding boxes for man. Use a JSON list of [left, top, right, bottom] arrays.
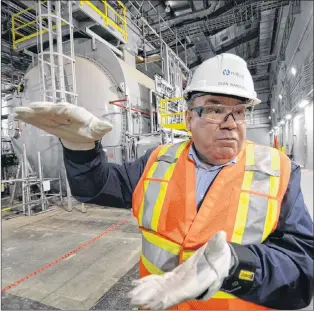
[[14, 53, 313, 310]]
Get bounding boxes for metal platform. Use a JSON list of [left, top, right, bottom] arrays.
[[11, 1, 127, 52]]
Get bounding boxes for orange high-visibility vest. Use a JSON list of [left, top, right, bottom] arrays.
[[132, 140, 291, 310]]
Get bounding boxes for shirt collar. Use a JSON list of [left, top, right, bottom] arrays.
[[188, 143, 237, 170]]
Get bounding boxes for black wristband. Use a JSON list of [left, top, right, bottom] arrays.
[[221, 243, 257, 296]]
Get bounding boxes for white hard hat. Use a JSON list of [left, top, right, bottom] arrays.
[[183, 53, 261, 105]]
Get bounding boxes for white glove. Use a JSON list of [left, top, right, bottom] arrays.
[[128, 231, 233, 310], [13, 102, 113, 150]]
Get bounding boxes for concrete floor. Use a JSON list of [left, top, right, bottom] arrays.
[[1, 204, 141, 310], [1, 170, 313, 310]]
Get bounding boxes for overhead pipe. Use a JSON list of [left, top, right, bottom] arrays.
[[150, 1, 218, 30], [109, 98, 151, 116]]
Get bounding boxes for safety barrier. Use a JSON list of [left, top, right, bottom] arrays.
[[159, 97, 187, 131], [80, 0, 127, 41]]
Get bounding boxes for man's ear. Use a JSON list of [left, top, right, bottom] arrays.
[[185, 110, 192, 131]]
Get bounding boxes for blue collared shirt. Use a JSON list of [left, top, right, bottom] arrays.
[[188, 144, 237, 210]]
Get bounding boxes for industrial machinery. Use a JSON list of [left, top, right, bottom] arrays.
[[6, 0, 191, 200], [9, 38, 180, 192]]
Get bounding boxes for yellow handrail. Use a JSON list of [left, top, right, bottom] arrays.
[[159, 97, 188, 131], [82, 0, 128, 41], [12, 0, 127, 50], [13, 0, 47, 17]]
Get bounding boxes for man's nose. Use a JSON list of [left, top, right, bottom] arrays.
[[220, 113, 237, 129]]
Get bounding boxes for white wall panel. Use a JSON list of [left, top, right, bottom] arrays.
[[304, 102, 313, 169], [293, 113, 306, 167], [247, 127, 271, 146], [269, 2, 313, 170], [284, 1, 313, 73]]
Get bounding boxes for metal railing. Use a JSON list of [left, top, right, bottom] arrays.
[[159, 97, 187, 131], [11, 1, 127, 50], [80, 0, 127, 41], [11, 0, 68, 50]]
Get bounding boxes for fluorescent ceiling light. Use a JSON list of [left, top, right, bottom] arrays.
[[279, 120, 285, 125], [269, 116, 271, 119], [272, 108, 275, 113], [291, 67, 297, 76], [279, 94, 282, 100], [299, 99, 309, 108], [285, 114, 292, 120]]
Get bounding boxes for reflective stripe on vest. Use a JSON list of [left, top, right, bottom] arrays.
[[138, 140, 190, 231], [139, 141, 281, 299], [141, 230, 236, 299], [232, 143, 280, 244]]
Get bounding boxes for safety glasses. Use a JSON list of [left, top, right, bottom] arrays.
[[190, 103, 253, 124]]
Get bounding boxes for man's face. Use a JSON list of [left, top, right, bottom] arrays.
[[185, 94, 247, 165]]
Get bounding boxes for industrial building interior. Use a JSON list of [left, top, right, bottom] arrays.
[[1, 0, 313, 310]]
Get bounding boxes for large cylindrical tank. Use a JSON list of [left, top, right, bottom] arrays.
[[11, 38, 156, 192]]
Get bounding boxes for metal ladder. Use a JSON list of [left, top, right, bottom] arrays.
[[36, 1, 85, 213]]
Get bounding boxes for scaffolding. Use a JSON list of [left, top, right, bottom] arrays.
[[1, 152, 63, 217]]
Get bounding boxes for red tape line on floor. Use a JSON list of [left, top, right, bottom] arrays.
[[1, 215, 131, 293]]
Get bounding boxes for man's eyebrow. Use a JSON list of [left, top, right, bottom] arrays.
[[205, 98, 246, 106], [204, 99, 221, 105]]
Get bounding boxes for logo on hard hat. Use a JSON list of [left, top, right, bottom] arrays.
[[223, 69, 244, 79]]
